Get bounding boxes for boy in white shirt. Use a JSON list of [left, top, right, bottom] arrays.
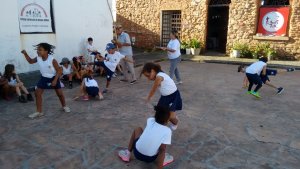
[[94, 43, 133, 93], [86, 37, 100, 63], [118, 106, 174, 168], [245, 57, 268, 98]]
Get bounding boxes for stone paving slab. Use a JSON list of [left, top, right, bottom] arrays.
[[1, 62, 300, 169]]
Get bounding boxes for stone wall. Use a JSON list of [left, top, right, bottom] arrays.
[[117, 0, 300, 59], [226, 0, 300, 59], [116, 0, 209, 48]]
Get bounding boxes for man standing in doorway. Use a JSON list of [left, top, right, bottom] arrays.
[[114, 25, 137, 84]]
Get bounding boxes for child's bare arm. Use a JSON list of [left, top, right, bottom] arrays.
[[51, 59, 62, 86], [243, 75, 248, 88], [156, 144, 167, 169], [146, 76, 163, 102], [261, 66, 267, 76], [21, 50, 37, 64]]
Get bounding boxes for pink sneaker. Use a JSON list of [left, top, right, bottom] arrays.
[[82, 95, 89, 101], [163, 153, 174, 166], [118, 149, 130, 162]]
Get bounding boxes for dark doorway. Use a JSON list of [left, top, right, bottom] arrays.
[[206, 5, 230, 53]]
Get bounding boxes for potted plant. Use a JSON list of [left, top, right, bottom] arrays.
[[180, 41, 187, 55], [232, 43, 243, 58], [185, 41, 191, 55], [190, 39, 201, 55], [266, 46, 277, 61]]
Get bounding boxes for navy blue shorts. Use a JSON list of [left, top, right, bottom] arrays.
[[36, 76, 61, 89], [95, 61, 114, 81], [133, 138, 158, 163], [266, 69, 277, 76], [260, 75, 270, 84], [86, 86, 99, 97], [158, 90, 182, 112], [246, 73, 262, 85]]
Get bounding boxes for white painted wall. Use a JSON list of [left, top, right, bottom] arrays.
[[0, 0, 113, 73]]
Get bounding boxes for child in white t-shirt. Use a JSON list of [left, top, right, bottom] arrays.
[[74, 67, 103, 101], [245, 57, 268, 98], [3, 64, 33, 103], [141, 62, 182, 130], [118, 106, 174, 168], [86, 37, 100, 63], [60, 57, 74, 89], [94, 43, 133, 93]]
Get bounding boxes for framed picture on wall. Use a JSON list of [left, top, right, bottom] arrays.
[[257, 7, 290, 36], [18, 0, 55, 33]]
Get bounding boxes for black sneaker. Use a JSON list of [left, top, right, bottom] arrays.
[[69, 81, 73, 89], [130, 80, 137, 85], [19, 95, 27, 103], [102, 89, 108, 94], [277, 87, 284, 94], [27, 93, 34, 101], [287, 68, 295, 72]]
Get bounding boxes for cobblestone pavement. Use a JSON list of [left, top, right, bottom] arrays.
[[1, 62, 300, 169]]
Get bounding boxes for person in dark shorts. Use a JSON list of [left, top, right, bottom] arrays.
[[118, 106, 174, 168], [21, 43, 71, 119], [94, 43, 133, 93], [141, 62, 182, 130]]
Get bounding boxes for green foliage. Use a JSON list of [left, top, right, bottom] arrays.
[[181, 41, 188, 49], [232, 42, 252, 58], [232, 42, 277, 59], [252, 43, 277, 59], [189, 39, 202, 49]]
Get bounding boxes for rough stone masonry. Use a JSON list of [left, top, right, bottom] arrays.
[[117, 0, 300, 59]]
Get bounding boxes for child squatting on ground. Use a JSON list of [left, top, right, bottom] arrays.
[[74, 67, 104, 101], [238, 65, 295, 95], [141, 62, 182, 130], [243, 57, 269, 98], [21, 43, 71, 119], [3, 64, 34, 103], [118, 105, 174, 168]]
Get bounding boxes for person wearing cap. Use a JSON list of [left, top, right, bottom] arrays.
[[94, 43, 134, 93], [113, 25, 137, 84], [60, 57, 73, 89]]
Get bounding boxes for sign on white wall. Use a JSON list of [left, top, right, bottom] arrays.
[[18, 0, 54, 33]]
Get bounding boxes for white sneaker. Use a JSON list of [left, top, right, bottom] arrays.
[[163, 153, 174, 166], [169, 123, 178, 130], [28, 112, 44, 119], [63, 106, 71, 113], [118, 149, 130, 162], [175, 81, 183, 85]]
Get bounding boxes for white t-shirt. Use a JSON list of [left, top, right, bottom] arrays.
[[167, 39, 181, 59], [8, 77, 17, 86], [62, 64, 72, 75], [37, 55, 56, 78], [136, 117, 172, 156], [86, 43, 96, 55], [104, 51, 125, 72], [246, 61, 267, 75], [84, 78, 98, 87], [157, 72, 177, 96]]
